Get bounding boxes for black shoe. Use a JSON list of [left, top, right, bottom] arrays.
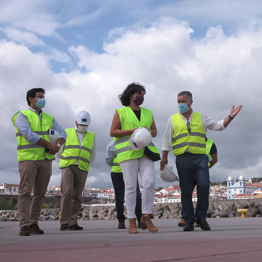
[[19, 226, 30, 236], [29, 224, 44, 234], [118, 221, 126, 229], [196, 218, 211, 231], [60, 224, 69, 231], [69, 224, 83, 230], [183, 223, 194, 231]]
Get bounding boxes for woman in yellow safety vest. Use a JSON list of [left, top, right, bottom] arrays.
[[110, 82, 159, 234]]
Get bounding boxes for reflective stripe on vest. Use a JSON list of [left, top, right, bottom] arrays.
[[113, 106, 154, 163], [59, 128, 95, 172], [12, 109, 55, 162], [206, 138, 214, 167], [171, 112, 206, 156]]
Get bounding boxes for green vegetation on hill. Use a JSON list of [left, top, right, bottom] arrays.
[[251, 177, 262, 183], [0, 197, 58, 210], [0, 198, 17, 210], [210, 181, 227, 186]]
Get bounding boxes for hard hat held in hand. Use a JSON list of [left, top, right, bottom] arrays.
[[49, 129, 60, 144], [130, 127, 152, 151], [76, 111, 91, 125], [160, 165, 179, 182]]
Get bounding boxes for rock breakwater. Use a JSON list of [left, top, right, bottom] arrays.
[[1, 199, 262, 222]]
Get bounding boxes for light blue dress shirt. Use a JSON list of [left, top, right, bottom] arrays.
[[15, 107, 67, 144], [105, 140, 116, 167]]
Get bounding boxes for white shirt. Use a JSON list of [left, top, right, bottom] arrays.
[[162, 110, 225, 151], [56, 126, 96, 165]]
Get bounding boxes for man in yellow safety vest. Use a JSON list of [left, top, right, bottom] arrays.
[[161, 91, 242, 231], [12, 88, 66, 236], [58, 111, 96, 231]]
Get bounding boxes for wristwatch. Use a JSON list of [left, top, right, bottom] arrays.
[[57, 143, 61, 148]]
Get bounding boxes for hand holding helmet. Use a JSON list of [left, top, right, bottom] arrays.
[[160, 165, 179, 182], [130, 127, 152, 151]]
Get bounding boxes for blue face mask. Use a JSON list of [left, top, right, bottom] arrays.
[[178, 103, 189, 113], [35, 98, 45, 109]]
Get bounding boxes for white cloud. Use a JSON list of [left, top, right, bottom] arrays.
[[47, 48, 72, 64], [154, 0, 262, 25], [0, 0, 59, 37], [1, 27, 46, 46]]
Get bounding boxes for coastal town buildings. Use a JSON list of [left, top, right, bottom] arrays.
[[0, 183, 20, 195], [2, 177, 262, 203], [227, 176, 262, 200]]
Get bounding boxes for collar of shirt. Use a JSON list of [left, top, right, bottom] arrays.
[[74, 126, 87, 144], [179, 109, 194, 123], [29, 107, 42, 119]]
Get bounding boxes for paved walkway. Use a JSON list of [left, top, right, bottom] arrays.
[[0, 217, 261, 262]]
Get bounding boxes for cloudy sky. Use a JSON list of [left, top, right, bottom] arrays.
[[1, 0, 262, 189]]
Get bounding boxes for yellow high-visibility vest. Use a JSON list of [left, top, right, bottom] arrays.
[[12, 109, 55, 162], [59, 128, 95, 172], [172, 112, 206, 156], [114, 106, 159, 163], [111, 155, 122, 173], [206, 138, 214, 167]]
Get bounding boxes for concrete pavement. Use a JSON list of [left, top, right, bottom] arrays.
[[0, 217, 261, 262]]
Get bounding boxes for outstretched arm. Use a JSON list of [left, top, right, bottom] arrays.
[[223, 105, 243, 127]]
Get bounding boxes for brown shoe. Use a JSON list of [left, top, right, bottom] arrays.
[[69, 224, 83, 230], [141, 215, 158, 232], [118, 221, 126, 229], [60, 224, 69, 231], [178, 218, 186, 227], [29, 224, 44, 234], [195, 222, 200, 227], [19, 226, 30, 236], [128, 218, 138, 234]]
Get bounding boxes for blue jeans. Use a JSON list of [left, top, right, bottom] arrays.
[[111, 172, 142, 222], [176, 154, 210, 223]]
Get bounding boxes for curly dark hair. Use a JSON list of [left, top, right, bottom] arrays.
[[119, 83, 146, 106], [26, 88, 45, 106]]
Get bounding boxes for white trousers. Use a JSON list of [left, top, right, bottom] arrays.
[[120, 155, 156, 219]]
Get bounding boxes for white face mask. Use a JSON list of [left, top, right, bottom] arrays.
[[77, 125, 88, 133]]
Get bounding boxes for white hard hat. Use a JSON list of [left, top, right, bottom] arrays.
[[160, 165, 179, 182], [76, 111, 91, 125], [49, 129, 60, 144], [130, 127, 152, 151]]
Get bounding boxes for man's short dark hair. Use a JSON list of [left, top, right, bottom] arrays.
[[26, 88, 45, 106], [178, 91, 192, 100]]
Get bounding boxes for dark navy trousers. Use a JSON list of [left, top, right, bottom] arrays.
[[176, 153, 210, 223], [111, 172, 142, 222]]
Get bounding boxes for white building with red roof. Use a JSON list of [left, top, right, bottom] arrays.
[[0, 183, 20, 195], [227, 176, 261, 200]]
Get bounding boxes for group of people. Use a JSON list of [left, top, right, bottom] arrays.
[[13, 84, 242, 236], [13, 88, 96, 236]]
